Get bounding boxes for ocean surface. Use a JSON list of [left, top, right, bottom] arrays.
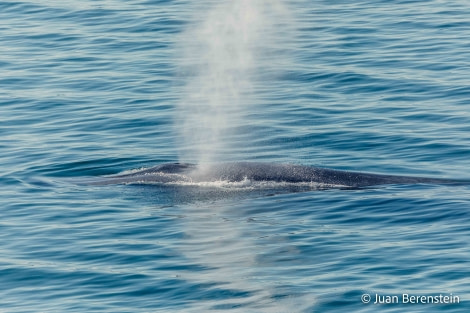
[[1, 0, 470, 312]]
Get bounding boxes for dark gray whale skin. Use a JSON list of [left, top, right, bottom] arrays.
[[87, 162, 467, 188]]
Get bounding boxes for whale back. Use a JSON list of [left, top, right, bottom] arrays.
[[87, 162, 465, 188]]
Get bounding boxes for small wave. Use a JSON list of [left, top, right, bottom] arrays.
[[121, 177, 346, 190]]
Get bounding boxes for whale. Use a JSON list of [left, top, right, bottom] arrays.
[[85, 162, 468, 189]]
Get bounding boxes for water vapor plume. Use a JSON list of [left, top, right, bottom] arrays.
[[176, 0, 290, 165]]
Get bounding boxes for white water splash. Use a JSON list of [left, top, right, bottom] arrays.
[[176, 0, 290, 165]]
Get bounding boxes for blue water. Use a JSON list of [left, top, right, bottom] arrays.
[[1, 0, 470, 312]]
